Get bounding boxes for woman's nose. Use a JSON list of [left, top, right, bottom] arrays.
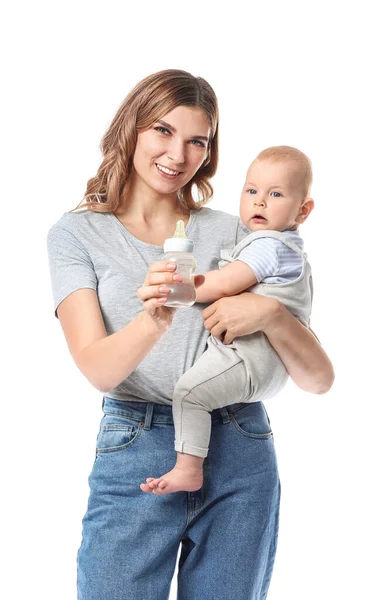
[[167, 141, 185, 165]]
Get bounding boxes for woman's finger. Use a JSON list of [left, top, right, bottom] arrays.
[[203, 314, 219, 332], [147, 260, 177, 273], [201, 302, 217, 321], [143, 296, 168, 316], [203, 312, 226, 340], [222, 331, 234, 345], [202, 301, 229, 340], [202, 305, 221, 332], [144, 271, 183, 287], [137, 285, 171, 302], [145, 261, 177, 283], [209, 323, 227, 340]]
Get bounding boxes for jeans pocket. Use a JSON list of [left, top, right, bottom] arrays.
[[229, 402, 273, 440], [96, 414, 142, 453]]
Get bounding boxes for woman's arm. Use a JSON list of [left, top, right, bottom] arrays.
[[201, 293, 334, 394], [57, 261, 180, 393], [263, 302, 334, 394], [57, 290, 167, 393]]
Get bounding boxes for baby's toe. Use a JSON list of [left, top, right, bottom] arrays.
[[139, 483, 152, 493]]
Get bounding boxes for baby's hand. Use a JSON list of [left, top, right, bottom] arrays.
[[194, 274, 205, 289]]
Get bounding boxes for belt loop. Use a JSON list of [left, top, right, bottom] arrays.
[[220, 407, 230, 424], [144, 403, 154, 431]]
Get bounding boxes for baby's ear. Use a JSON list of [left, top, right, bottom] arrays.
[[296, 197, 314, 224]]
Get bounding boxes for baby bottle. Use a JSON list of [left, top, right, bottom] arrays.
[[163, 220, 197, 308]]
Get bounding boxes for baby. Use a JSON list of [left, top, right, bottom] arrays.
[[140, 145, 315, 496]]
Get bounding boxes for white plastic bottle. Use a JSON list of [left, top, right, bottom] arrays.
[[163, 220, 197, 308]]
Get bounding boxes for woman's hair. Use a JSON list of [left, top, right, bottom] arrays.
[[70, 69, 219, 213], [256, 146, 313, 198]]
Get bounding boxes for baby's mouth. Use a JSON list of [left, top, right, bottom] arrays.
[[252, 215, 267, 223]]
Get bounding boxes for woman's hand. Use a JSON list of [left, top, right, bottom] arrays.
[[202, 292, 280, 345], [137, 261, 183, 331], [202, 292, 334, 394]]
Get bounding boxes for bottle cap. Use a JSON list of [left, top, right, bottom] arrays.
[[163, 220, 194, 253]]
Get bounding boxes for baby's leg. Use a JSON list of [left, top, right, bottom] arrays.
[[141, 383, 212, 496], [173, 340, 249, 452], [141, 339, 248, 496]]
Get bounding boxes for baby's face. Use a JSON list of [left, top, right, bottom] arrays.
[[239, 158, 310, 232]]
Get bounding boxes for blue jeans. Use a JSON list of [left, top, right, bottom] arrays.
[[77, 397, 281, 600]]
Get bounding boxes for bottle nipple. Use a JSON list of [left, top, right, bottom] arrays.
[[173, 220, 187, 239], [163, 219, 194, 253]]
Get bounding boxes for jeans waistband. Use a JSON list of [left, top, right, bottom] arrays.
[[102, 397, 248, 431]]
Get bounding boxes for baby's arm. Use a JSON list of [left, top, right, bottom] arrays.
[[195, 260, 257, 303]]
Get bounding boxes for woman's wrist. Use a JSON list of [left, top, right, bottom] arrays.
[[138, 311, 169, 337], [259, 298, 285, 335]]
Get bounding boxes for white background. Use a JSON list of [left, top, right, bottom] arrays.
[[2, 1, 386, 598]]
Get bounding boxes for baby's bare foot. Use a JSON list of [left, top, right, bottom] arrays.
[[139, 477, 157, 493], [140, 466, 203, 496]]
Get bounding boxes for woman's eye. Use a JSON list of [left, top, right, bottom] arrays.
[[271, 191, 281, 198], [190, 139, 206, 148], [154, 126, 170, 135], [247, 189, 257, 195]]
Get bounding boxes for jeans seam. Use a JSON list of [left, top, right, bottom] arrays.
[[229, 414, 273, 439], [96, 423, 144, 453]]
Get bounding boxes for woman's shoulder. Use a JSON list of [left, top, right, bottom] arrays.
[[195, 206, 240, 225], [192, 206, 249, 248], [47, 209, 110, 240], [193, 206, 242, 236]]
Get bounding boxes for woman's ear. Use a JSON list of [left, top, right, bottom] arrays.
[[296, 197, 315, 224]]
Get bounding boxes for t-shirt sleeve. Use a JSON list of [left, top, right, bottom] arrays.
[[47, 224, 97, 318], [237, 238, 280, 282]]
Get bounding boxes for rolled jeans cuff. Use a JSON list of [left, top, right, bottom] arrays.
[[174, 440, 208, 458]]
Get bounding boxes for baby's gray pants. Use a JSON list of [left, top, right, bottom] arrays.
[[173, 333, 288, 457]]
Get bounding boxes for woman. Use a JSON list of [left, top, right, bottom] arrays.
[[47, 69, 334, 600]]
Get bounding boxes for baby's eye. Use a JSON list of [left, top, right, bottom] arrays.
[[271, 191, 282, 198], [246, 189, 257, 195]]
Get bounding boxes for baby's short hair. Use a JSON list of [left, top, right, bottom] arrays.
[[257, 146, 313, 197]]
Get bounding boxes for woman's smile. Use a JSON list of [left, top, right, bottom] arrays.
[[155, 163, 183, 179]]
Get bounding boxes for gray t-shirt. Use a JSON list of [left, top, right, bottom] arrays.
[[47, 207, 250, 405]]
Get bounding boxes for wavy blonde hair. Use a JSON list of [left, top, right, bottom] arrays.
[[70, 69, 219, 213]]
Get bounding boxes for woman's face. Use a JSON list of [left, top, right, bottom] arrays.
[[132, 105, 211, 197]]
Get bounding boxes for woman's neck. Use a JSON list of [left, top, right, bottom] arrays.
[[113, 178, 190, 245], [115, 178, 189, 225]]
